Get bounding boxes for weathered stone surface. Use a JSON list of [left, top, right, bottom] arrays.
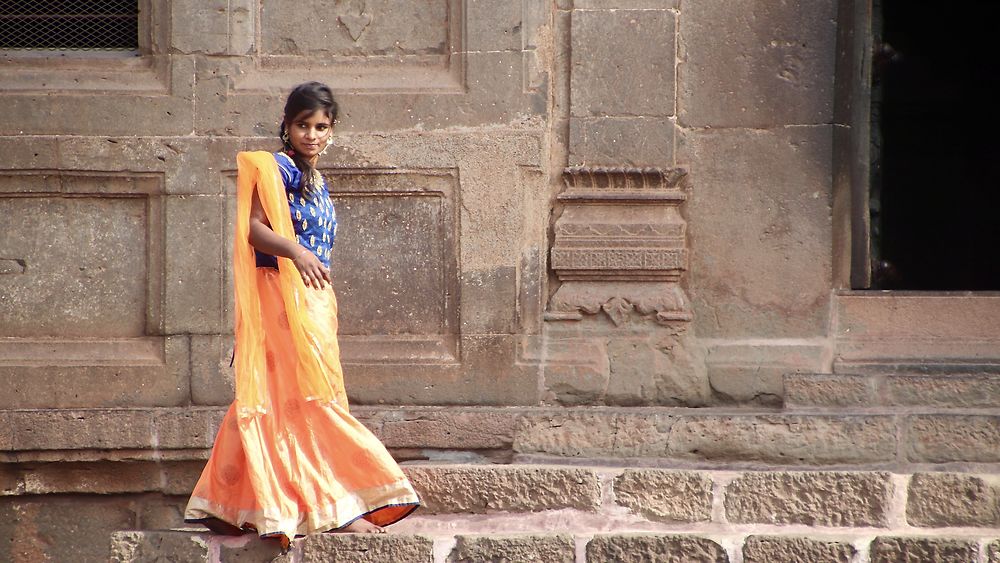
[[2, 461, 202, 495], [370, 408, 515, 450], [678, 0, 836, 127], [2, 497, 137, 563], [298, 533, 434, 562], [886, 375, 1000, 408], [466, 0, 524, 52], [190, 334, 236, 406], [668, 415, 897, 465], [613, 469, 713, 523], [571, 10, 675, 117], [989, 540, 1000, 563], [514, 411, 676, 458], [403, 465, 601, 514], [585, 534, 728, 563], [111, 530, 210, 563], [706, 344, 826, 405], [448, 534, 575, 563], [906, 415, 1000, 463], [575, 0, 678, 7], [869, 537, 979, 563], [0, 337, 191, 409], [170, 0, 230, 55], [606, 337, 710, 407], [539, 339, 611, 406], [743, 535, 855, 563], [783, 373, 877, 408], [0, 408, 225, 451], [165, 194, 227, 334], [907, 473, 1000, 528], [569, 117, 675, 167], [680, 127, 833, 338], [725, 472, 891, 527], [0, 190, 151, 338]]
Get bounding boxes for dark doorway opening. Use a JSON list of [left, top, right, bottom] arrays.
[[871, 0, 1000, 290]]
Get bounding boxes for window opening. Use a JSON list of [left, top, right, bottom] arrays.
[[0, 0, 138, 51]]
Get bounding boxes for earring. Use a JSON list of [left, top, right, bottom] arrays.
[[320, 136, 333, 156], [281, 130, 290, 144]]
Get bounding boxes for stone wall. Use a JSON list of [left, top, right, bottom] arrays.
[[0, 0, 841, 410]]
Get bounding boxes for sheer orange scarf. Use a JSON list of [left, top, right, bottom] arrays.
[[233, 151, 337, 417]]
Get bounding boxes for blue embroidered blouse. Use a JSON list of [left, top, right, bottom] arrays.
[[255, 152, 338, 269]]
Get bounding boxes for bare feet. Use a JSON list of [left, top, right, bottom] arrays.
[[326, 518, 385, 534]]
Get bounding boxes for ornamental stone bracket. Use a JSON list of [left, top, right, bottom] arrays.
[[545, 166, 692, 327]]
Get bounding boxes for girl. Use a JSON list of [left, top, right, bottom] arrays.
[[184, 82, 420, 548]]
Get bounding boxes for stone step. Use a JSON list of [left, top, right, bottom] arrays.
[[4, 405, 999, 468], [111, 529, 1000, 563], [784, 373, 1000, 409]]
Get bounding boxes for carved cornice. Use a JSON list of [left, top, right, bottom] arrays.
[[558, 166, 688, 203]]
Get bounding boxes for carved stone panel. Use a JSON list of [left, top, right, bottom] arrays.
[[0, 173, 163, 338], [326, 168, 460, 363]]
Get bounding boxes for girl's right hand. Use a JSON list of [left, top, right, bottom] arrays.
[[292, 247, 331, 289]]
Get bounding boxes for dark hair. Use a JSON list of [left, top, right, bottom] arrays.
[[278, 81, 338, 193]]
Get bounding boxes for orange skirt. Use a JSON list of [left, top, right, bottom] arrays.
[[184, 268, 420, 541]]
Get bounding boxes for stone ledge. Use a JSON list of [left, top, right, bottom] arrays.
[[4, 406, 1000, 467], [785, 373, 1000, 409]]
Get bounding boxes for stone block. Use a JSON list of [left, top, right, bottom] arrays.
[[678, 0, 836, 127], [448, 534, 575, 563], [190, 334, 235, 406], [298, 533, 434, 562], [706, 344, 826, 406], [1, 407, 224, 451], [137, 497, 189, 530], [886, 375, 1000, 408], [607, 337, 710, 407], [467, 0, 524, 52], [569, 117, 675, 167], [460, 267, 517, 335], [990, 540, 1000, 563], [403, 465, 601, 514], [0, 336, 190, 409], [571, 10, 675, 117], [743, 535, 855, 563], [165, 194, 226, 334], [0, 136, 60, 169], [679, 126, 833, 338], [869, 537, 979, 563], [171, 0, 230, 54], [668, 415, 897, 465], [613, 469, 713, 523], [540, 339, 610, 406], [784, 373, 877, 408], [514, 411, 676, 458], [906, 415, 1000, 463], [1, 91, 195, 136], [371, 408, 515, 450], [2, 497, 138, 563], [585, 534, 728, 563], [111, 530, 210, 563], [907, 473, 1000, 528], [725, 471, 891, 527], [0, 189, 152, 338]]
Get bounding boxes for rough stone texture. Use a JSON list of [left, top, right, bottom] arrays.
[[907, 473, 1000, 528], [906, 415, 1000, 463], [111, 530, 210, 563], [706, 343, 826, 405], [613, 469, 713, 523], [367, 408, 516, 450], [606, 337, 710, 407], [678, 0, 837, 127], [1, 496, 137, 563], [0, 461, 201, 496], [886, 375, 1000, 408], [585, 534, 728, 563], [743, 535, 855, 563], [298, 534, 434, 563], [869, 537, 980, 563], [0, 408, 224, 451], [571, 10, 675, 118], [783, 373, 877, 408], [448, 534, 575, 563], [724, 472, 891, 527], [190, 334, 236, 406], [513, 411, 677, 458], [403, 465, 601, 514], [538, 339, 611, 406], [679, 127, 833, 338], [989, 540, 1000, 563], [667, 415, 897, 465]]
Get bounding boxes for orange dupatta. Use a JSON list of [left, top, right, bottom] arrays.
[[232, 151, 338, 417]]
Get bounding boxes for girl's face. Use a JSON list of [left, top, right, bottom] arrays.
[[285, 109, 333, 160]]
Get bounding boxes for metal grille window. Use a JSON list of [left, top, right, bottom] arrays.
[[0, 0, 138, 51]]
